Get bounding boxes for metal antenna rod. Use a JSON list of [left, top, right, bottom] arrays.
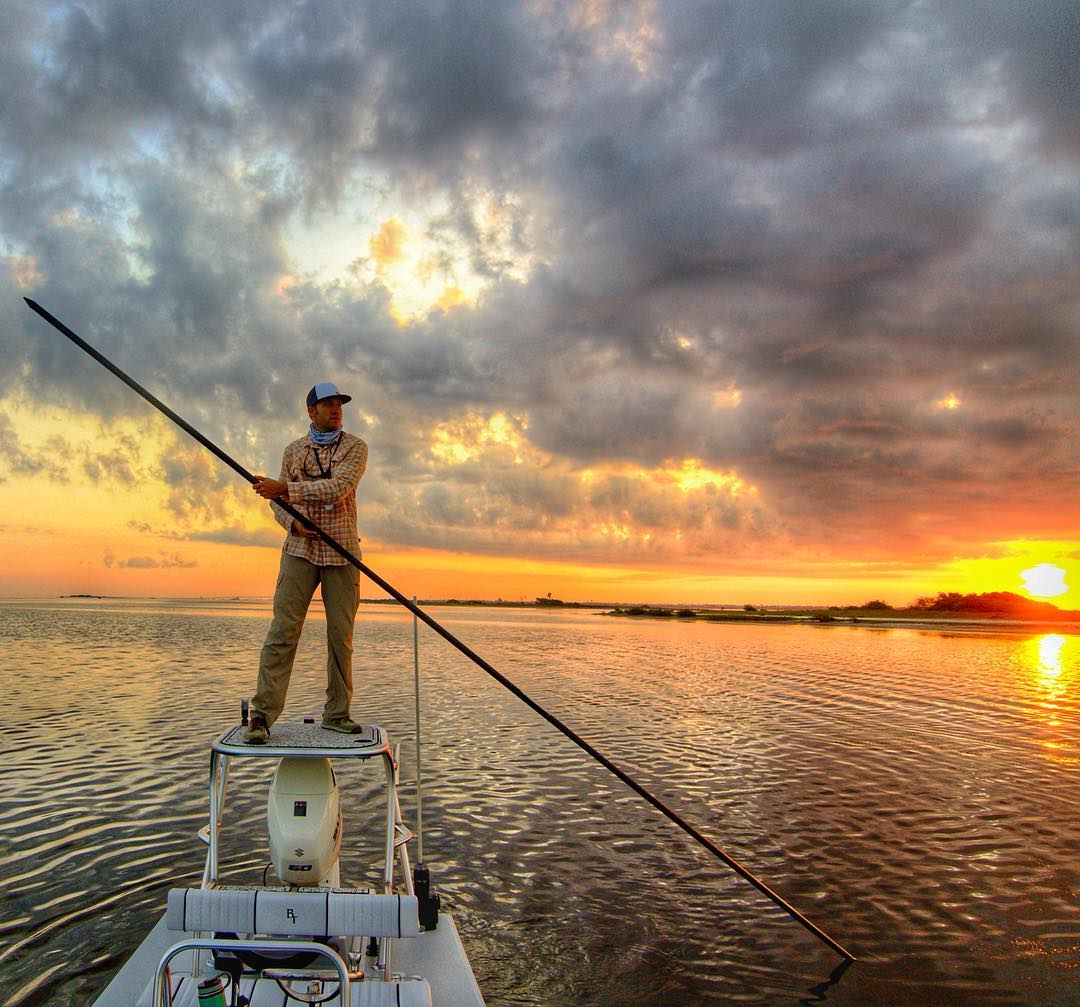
[[413, 594, 424, 865], [23, 297, 856, 962]]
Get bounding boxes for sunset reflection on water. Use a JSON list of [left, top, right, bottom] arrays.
[[1035, 633, 1066, 678], [1027, 633, 1078, 764], [2, 603, 1080, 1006]]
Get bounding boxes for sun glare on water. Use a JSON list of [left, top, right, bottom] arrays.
[[1037, 634, 1065, 678], [1021, 563, 1068, 599]]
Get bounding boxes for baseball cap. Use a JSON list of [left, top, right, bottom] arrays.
[[306, 382, 352, 407]]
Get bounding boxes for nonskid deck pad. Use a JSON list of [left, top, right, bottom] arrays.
[[218, 720, 383, 752]]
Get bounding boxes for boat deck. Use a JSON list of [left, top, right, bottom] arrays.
[[92, 912, 485, 1005]]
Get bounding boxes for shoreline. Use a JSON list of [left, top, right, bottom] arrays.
[[603, 608, 1080, 635], [6, 596, 1077, 635]]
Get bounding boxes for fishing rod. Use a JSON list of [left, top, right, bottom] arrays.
[[23, 297, 856, 961]]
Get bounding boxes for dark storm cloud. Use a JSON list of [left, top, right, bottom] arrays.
[[362, 2, 541, 156], [1, 0, 1077, 566], [235, 0, 545, 202], [0, 1, 259, 166], [939, 1, 1080, 156]]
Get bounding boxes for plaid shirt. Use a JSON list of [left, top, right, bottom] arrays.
[[270, 430, 368, 566]]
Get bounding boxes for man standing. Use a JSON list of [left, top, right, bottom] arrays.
[[244, 382, 368, 744]]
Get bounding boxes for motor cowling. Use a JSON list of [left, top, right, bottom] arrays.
[[268, 757, 341, 886]]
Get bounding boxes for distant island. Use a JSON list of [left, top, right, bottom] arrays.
[[360, 594, 606, 609], [39, 591, 1078, 632], [357, 590, 1078, 630], [605, 591, 1079, 629]]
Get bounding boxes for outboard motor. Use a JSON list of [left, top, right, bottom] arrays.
[[267, 758, 342, 886]]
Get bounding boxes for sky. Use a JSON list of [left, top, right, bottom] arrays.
[[0, 0, 1077, 607]]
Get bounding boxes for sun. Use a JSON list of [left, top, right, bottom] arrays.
[[1020, 564, 1068, 599]]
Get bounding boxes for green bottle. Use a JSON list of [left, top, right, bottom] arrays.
[[197, 975, 228, 1007]]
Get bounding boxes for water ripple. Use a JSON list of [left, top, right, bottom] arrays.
[[0, 604, 1077, 1005]]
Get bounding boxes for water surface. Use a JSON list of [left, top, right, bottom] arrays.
[[0, 599, 1077, 1006]]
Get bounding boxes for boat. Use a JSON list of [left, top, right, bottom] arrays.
[[91, 717, 486, 1006]]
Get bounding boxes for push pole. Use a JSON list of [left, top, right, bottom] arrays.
[[23, 297, 856, 961]]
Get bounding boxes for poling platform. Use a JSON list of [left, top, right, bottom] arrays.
[[215, 720, 386, 755]]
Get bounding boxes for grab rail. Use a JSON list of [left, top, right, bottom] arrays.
[[152, 937, 350, 1007]]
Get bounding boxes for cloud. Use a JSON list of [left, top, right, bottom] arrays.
[[104, 548, 197, 570], [127, 520, 283, 550], [0, 410, 70, 481], [369, 219, 407, 271], [187, 526, 282, 549], [1, 0, 1076, 583]]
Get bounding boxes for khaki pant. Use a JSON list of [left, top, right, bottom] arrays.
[[252, 552, 360, 726]]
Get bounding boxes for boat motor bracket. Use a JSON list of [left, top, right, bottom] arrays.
[[413, 863, 440, 931]]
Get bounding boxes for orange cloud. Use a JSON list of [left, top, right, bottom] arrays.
[[369, 218, 407, 271], [435, 285, 468, 312], [7, 255, 43, 290]]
